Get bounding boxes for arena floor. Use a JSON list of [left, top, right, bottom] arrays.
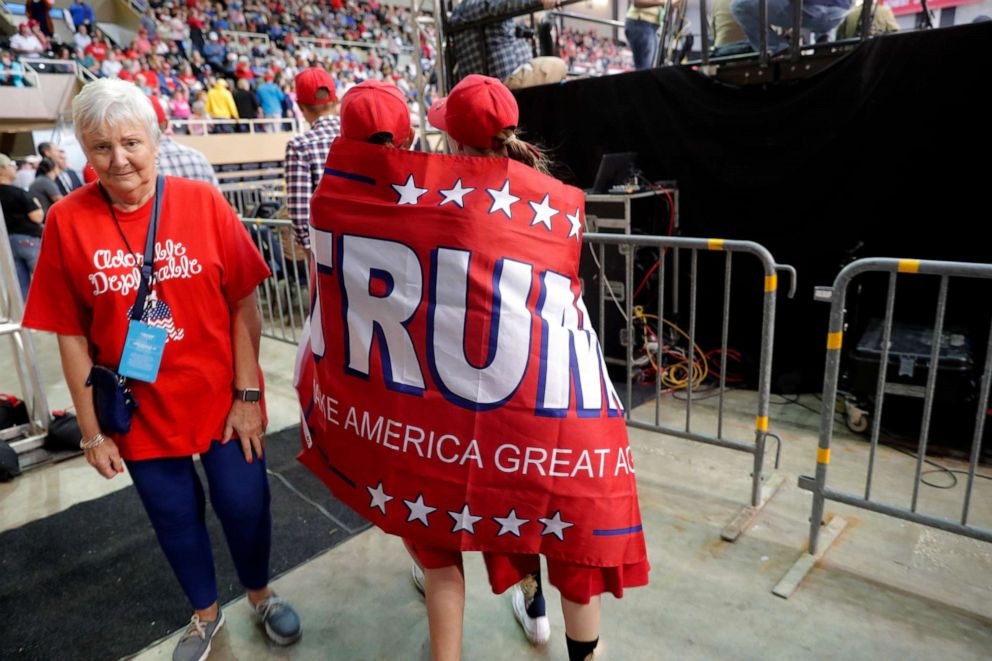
[[3, 333, 991, 660]]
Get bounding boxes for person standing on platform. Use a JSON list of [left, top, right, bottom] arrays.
[[20, 79, 302, 661], [448, 0, 567, 89], [284, 67, 340, 250], [731, 0, 852, 55], [624, 1, 673, 70]]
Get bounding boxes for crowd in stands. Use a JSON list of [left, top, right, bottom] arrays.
[[1, 1, 641, 102], [2, 0, 433, 126], [558, 28, 633, 75]]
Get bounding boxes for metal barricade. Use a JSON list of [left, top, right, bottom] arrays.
[[0, 207, 51, 467], [221, 181, 285, 218], [776, 258, 992, 598], [583, 232, 796, 540], [240, 218, 310, 344]]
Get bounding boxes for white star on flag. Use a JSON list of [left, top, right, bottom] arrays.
[[403, 494, 437, 527], [565, 207, 582, 241], [539, 511, 574, 541], [486, 179, 519, 218], [493, 508, 530, 537], [448, 504, 483, 534], [392, 173, 429, 205], [366, 482, 393, 514], [529, 193, 559, 232], [438, 178, 475, 207]]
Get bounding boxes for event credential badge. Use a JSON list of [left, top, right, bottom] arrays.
[[297, 138, 647, 570], [118, 320, 167, 382]]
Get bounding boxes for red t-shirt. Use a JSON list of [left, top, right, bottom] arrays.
[[85, 42, 108, 62], [139, 69, 158, 88], [22, 178, 271, 461]]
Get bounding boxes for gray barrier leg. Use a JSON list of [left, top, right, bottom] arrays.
[[773, 515, 849, 599]]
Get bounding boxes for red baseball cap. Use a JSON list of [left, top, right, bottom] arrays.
[[427, 74, 518, 150], [147, 95, 167, 126], [295, 67, 337, 105], [340, 80, 411, 145]]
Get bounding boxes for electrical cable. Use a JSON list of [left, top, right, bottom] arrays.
[[773, 394, 992, 488], [585, 242, 629, 323]]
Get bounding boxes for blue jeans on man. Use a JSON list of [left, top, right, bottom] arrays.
[[625, 18, 660, 70], [8, 234, 40, 300], [730, 0, 852, 54]]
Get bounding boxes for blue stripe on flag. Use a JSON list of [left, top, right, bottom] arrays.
[[324, 168, 376, 185], [592, 525, 643, 536]]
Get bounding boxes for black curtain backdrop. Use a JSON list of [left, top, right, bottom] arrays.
[[514, 22, 992, 391]]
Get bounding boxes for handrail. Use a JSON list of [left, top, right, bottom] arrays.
[[123, 0, 146, 18], [0, 68, 41, 87], [222, 29, 270, 46], [444, 0, 586, 35], [170, 116, 305, 134], [546, 10, 625, 30], [19, 57, 97, 83], [294, 35, 414, 53]]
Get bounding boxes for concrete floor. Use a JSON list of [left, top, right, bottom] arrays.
[[2, 331, 991, 660]]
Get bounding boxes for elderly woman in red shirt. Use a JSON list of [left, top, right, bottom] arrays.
[[22, 78, 301, 661]]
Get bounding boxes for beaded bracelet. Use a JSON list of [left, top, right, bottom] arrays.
[[80, 432, 107, 450]]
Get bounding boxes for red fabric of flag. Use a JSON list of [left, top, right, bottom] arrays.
[[297, 138, 647, 569]]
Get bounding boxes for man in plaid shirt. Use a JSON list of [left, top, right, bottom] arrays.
[[449, 0, 567, 88], [147, 95, 219, 187], [285, 67, 341, 250]]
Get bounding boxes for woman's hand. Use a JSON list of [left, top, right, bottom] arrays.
[[85, 437, 124, 479], [223, 400, 266, 463]]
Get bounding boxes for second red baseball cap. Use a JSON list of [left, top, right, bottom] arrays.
[[428, 74, 518, 150], [147, 94, 167, 126], [295, 67, 337, 105], [340, 80, 411, 145]]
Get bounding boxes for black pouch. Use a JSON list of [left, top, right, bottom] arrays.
[[86, 366, 138, 435]]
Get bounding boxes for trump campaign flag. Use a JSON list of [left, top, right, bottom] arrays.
[[296, 138, 647, 569]]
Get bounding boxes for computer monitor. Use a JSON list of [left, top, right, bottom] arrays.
[[588, 152, 637, 194]]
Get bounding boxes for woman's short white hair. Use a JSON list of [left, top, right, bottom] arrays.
[[72, 79, 160, 146]]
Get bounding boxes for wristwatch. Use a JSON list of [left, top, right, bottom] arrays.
[[235, 388, 262, 402]]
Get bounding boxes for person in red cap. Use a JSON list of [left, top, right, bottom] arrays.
[[10, 21, 46, 57], [149, 94, 219, 186], [284, 66, 340, 250], [429, 74, 548, 174], [339, 79, 412, 148], [416, 74, 646, 661]]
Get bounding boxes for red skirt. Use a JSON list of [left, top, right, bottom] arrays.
[[404, 538, 649, 605]]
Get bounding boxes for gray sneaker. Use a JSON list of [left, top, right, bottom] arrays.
[[252, 593, 302, 646], [172, 611, 225, 661]]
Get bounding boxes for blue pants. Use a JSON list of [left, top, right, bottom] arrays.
[[625, 18, 660, 71], [8, 234, 41, 300], [730, 0, 851, 54], [127, 439, 271, 610]]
